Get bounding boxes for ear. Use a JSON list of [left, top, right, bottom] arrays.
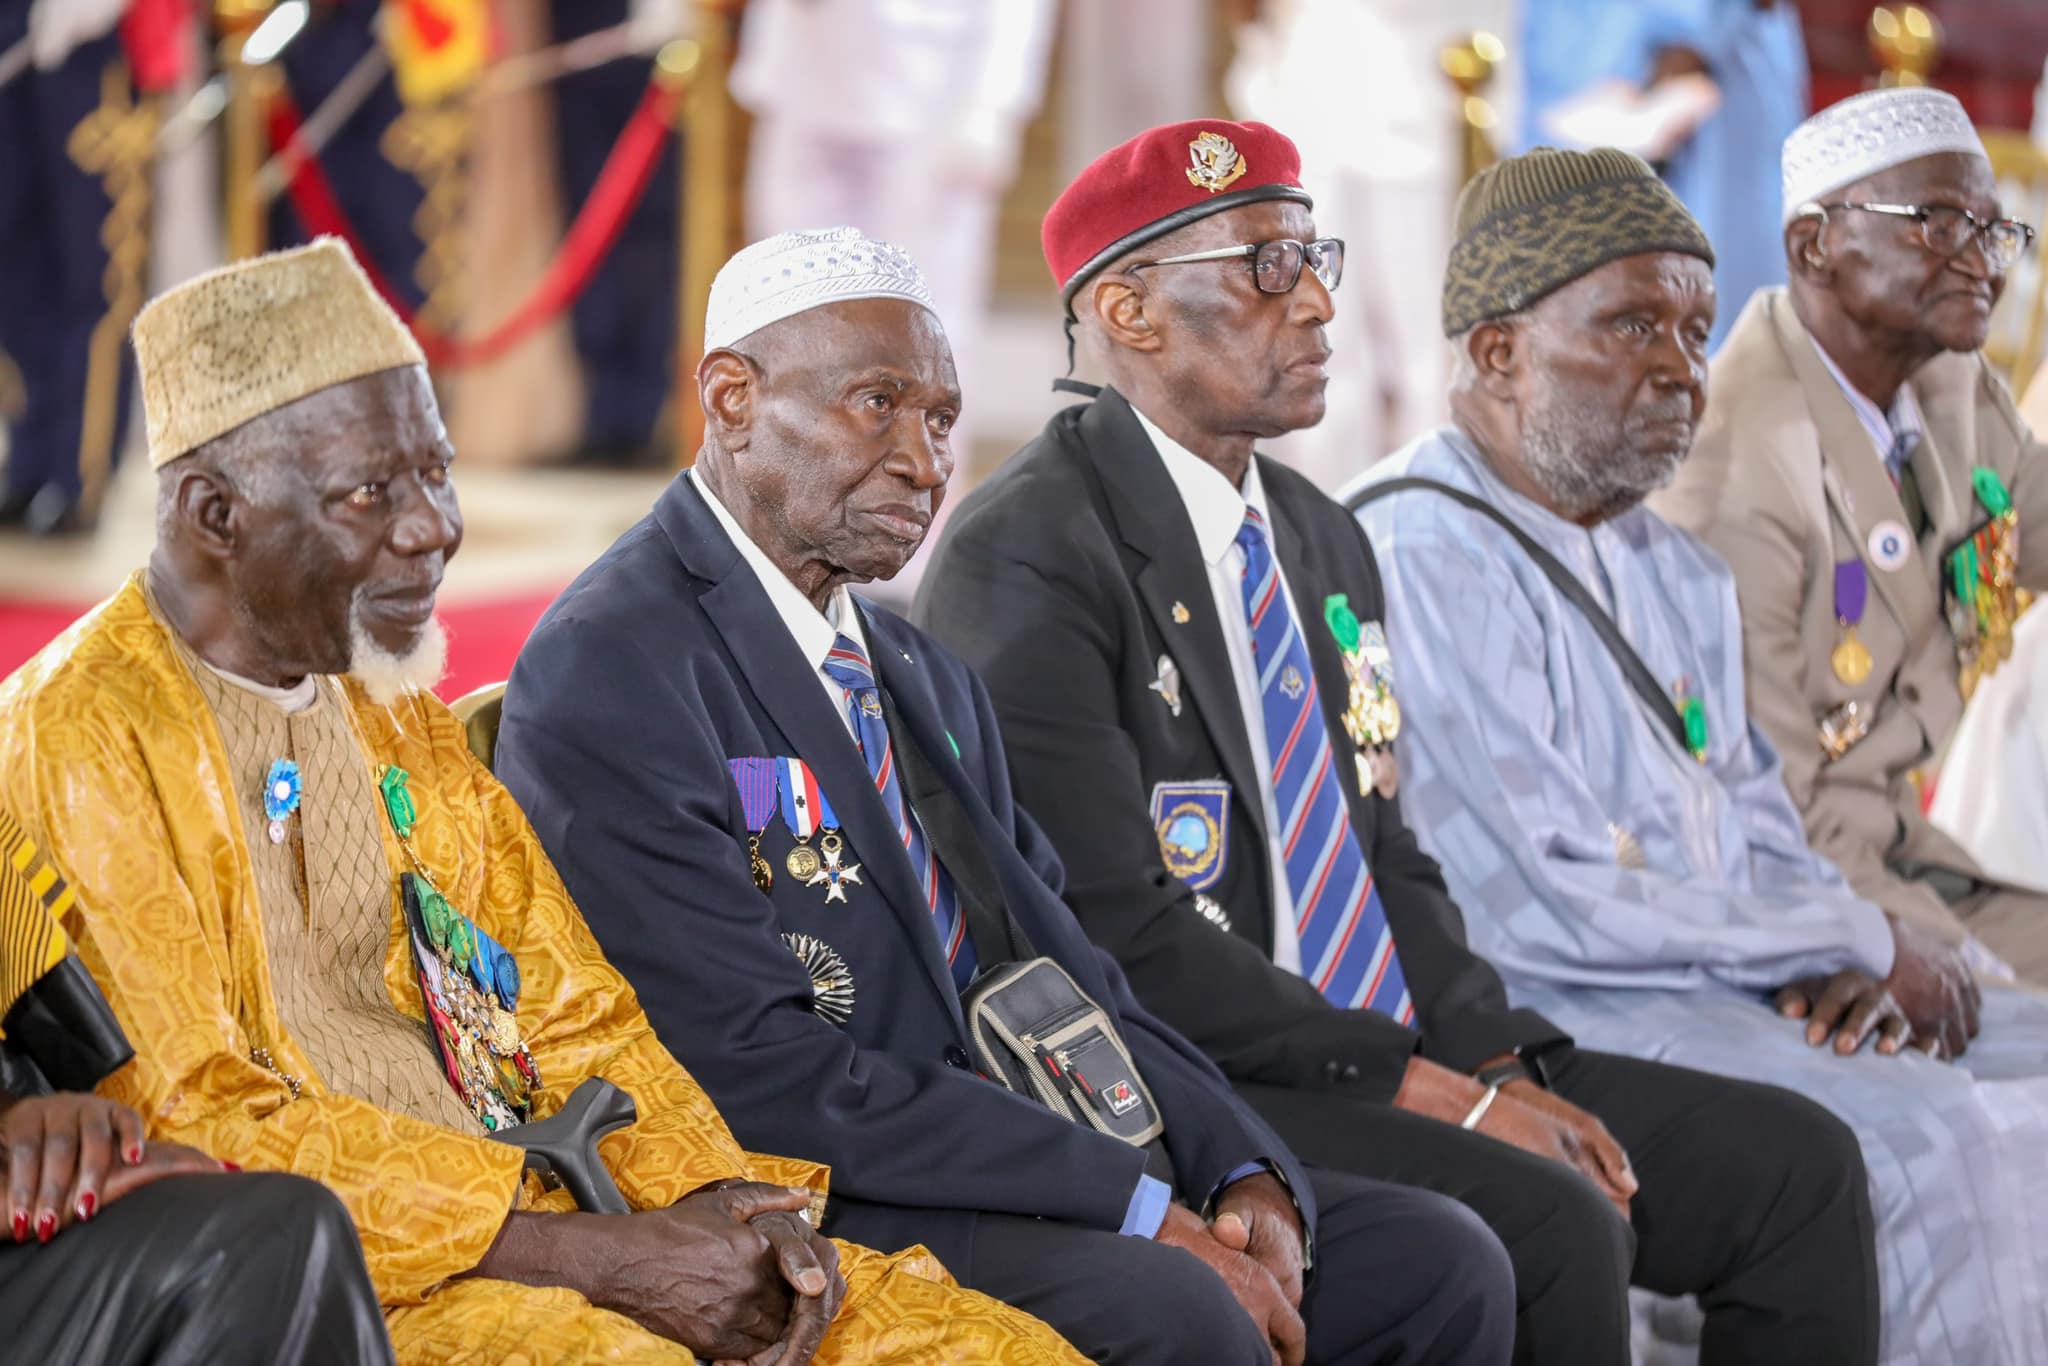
[[1785, 209, 1828, 278], [699, 351, 757, 446], [1464, 318, 1521, 400], [1089, 272, 1163, 355], [167, 466, 239, 560]]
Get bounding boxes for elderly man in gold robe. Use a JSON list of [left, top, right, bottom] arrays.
[[1654, 88, 2048, 985], [0, 238, 1085, 1366]]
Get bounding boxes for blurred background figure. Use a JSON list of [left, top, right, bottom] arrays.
[[0, 0, 188, 537], [1228, 0, 1512, 494], [1517, 0, 1809, 350], [734, 0, 1057, 470]]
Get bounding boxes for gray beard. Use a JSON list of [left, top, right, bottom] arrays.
[[347, 594, 449, 705], [1520, 394, 1685, 523]]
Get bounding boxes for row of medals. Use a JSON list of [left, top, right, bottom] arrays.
[[1339, 648, 1401, 798], [1951, 511, 2023, 703]]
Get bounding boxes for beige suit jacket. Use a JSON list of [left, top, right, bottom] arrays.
[[1652, 288, 2048, 942]]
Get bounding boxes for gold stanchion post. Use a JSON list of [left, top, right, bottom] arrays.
[[1870, 5, 1941, 88], [218, 0, 281, 260], [1441, 32, 1507, 186], [675, 0, 744, 466]]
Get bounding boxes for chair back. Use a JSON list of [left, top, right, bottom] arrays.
[[1984, 129, 2048, 392], [450, 681, 509, 772]]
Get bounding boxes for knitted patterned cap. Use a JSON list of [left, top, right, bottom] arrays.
[[1440, 147, 1714, 338], [704, 227, 935, 353], [133, 238, 426, 469]]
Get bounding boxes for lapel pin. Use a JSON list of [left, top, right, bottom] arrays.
[[1171, 601, 1191, 624], [1150, 654, 1183, 717]]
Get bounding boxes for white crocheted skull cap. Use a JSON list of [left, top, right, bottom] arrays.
[[1781, 87, 1988, 224], [703, 226, 937, 353]]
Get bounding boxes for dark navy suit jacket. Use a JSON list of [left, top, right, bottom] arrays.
[[496, 473, 1309, 1267]]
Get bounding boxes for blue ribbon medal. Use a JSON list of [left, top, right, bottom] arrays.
[[728, 757, 780, 891]]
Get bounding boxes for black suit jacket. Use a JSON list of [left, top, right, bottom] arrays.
[[496, 472, 1309, 1268], [915, 388, 1567, 1105]]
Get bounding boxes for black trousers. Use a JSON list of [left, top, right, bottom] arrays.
[[0, 1171, 393, 1366], [956, 1167, 1515, 1366], [1238, 1048, 1880, 1366]]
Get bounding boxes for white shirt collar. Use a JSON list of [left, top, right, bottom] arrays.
[[1129, 404, 1272, 565], [1811, 337, 1924, 462], [689, 466, 863, 666]]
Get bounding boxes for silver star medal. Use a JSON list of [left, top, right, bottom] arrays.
[[1150, 654, 1183, 717], [806, 833, 864, 903]]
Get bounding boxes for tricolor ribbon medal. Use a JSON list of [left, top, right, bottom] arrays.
[[728, 757, 779, 892], [1831, 559, 1873, 686], [777, 758, 860, 902]]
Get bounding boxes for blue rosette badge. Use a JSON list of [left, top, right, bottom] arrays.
[[263, 758, 302, 845]]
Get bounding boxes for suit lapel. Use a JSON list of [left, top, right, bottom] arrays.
[[1772, 297, 1943, 651], [1075, 392, 1272, 847], [658, 478, 964, 1018]]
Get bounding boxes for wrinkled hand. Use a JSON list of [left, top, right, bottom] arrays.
[[3, 1092, 224, 1244], [582, 1183, 817, 1360], [697, 1183, 846, 1366], [1775, 969, 1915, 1057], [1485, 1083, 1636, 1220], [1157, 1203, 1304, 1366], [1208, 1172, 1305, 1309], [1885, 921, 1981, 1060]]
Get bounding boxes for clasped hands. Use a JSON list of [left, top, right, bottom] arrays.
[[1775, 917, 1982, 1061], [1156, 1170, 1308, 1366], [470, 1179, 846, 1366]]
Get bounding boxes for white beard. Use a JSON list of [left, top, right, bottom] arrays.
[[347, 597, 449, 705]]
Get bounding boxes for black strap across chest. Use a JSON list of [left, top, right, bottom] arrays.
[[1345, 476, 1689, 755]]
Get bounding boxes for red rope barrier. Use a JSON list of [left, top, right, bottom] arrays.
[[267, 74, 678, 370]]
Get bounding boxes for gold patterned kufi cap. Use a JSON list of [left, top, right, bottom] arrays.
[[133, 237, 426, 469]]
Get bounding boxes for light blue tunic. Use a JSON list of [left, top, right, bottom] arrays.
[[1350, 427, 2048, 1365], [1517, 0, 1807, 349]]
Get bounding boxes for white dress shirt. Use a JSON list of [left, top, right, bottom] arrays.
[[1129, 406, 1307, 975], [1813, 339, 1925, 473], [690, 466, 866, 740]]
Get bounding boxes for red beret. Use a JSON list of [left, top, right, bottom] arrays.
[[1042, 120, 1312, 309]]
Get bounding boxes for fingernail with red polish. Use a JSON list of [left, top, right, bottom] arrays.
[[125, 1146, 143, 1164], [10, 1212, 25, 1243], [77, 1192, 96, 1221], [220, 1161, 242, 1173], [34, 1213, 54, 1244]]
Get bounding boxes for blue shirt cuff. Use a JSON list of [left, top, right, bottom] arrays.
[[1119, 1174, 1173, 1238]]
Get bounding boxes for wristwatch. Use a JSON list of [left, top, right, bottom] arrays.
[[1473, 1055, 1541, 1089]]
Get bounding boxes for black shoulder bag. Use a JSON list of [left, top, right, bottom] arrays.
[[880, 691, 1169, 1157]]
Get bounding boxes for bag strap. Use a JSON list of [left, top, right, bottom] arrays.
[[1345, 476, 1688, 755], [877, 688, 1038, 973]]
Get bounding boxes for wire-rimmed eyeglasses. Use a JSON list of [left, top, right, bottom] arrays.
[[1133, 237, 1345, 294], [1807, 201, 2036, 270]]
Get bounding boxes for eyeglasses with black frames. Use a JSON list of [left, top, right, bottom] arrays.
[[1133, 237, 1345, 294], [1809, 201, 2036, 271]]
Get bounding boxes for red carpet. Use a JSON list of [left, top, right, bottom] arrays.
[[0, 590, 563, 702]]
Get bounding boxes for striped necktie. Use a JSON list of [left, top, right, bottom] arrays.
[[1235, 508, 1413, 1021], [821, 633, 974, 989]]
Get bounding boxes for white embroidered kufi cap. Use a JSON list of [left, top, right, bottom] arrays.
[[1781, 87, 1988, 224], [703, 226, 937, 353]]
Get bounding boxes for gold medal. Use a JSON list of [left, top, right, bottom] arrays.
[[1830, 626, 1873, 686], [1353, 750, 1374, 797], [748, 833, 774, 892], [786, 839, 821, 882]]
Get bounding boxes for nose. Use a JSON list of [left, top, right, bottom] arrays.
[[1648, 326, 1706, 402], [1291, 262, 1336, 325], [888, 414, 952, 493], [1946, 230, 1998, 283], [390, 470, 463, 559]]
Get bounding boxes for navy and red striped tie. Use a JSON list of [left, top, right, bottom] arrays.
[[822, 634, 974, 989], [1236, 508, 1412, 1021]]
